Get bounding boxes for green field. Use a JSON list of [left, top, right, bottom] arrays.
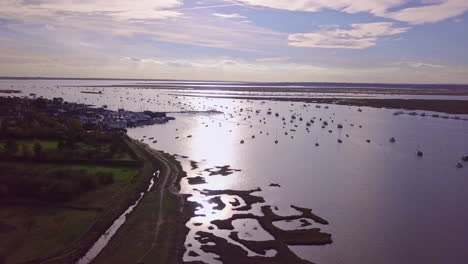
[[0, 158, 139, 263], [0, 206, 98, 264]]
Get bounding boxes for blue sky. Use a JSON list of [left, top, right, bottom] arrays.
[[0, 0, 468, 83]]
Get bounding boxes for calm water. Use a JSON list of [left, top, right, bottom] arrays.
[[2, 79, 468, 264]]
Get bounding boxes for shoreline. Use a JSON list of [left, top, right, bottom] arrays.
[[88, 140, 188, 264]]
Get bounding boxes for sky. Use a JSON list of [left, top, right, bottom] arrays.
[[1, 0, 468, 83]]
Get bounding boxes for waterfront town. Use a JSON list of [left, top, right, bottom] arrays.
[[0, 96, 174, 132]]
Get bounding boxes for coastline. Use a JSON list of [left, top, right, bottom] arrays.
[[89, 140, 189, 264]]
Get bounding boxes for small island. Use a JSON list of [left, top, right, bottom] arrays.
[[0, 89, 21, 94]]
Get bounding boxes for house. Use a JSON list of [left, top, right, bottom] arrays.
[[105, 120, 127, 130]]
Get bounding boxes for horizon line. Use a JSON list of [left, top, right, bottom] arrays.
[[1, 76, 468, 87]]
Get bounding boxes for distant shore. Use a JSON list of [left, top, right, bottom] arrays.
[[0, 89, 21, 94], [174, 94, 468, 115], [86, 84, 468, 96]]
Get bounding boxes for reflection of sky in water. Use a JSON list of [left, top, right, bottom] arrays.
[[2, 79, 468, 264]]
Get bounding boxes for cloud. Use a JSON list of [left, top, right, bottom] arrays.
[[288, 22, 408, 49], [0, 0, 286, 53], [0, 0, 183, 20], [235, 0, 405, 16], [256, 56, 290, 62], [235, 0, 468, 24], [213, 13, 247, 19], [395, 61, 446, 69], [120, 56, 327, 73], [385, 0, 468, 24]]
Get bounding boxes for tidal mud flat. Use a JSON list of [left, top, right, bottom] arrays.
[[176, 157, 333, 264]]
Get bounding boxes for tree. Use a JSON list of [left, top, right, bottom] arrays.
[[33, 141, 42, 157], [0, 184, 8, 198], [67, 118, 84, 140], [21, 144, 32, 158], [57, 141, 65, 151], [4, 139, 18, 156]]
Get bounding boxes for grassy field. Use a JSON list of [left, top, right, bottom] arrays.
[[0, 206, 98, 264], [0, 139, 140, 264], [92, 145, 184, 264], [0, 137, 180, 264]]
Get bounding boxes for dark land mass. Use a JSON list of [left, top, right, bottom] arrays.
[[204, 165, 242, 176], [187, 176, 206, 185], [80, 91, 102, 95], [195, 231, 313, 264], [188, 186, 332, 263], [0, 90, 21, 94], [207, 196, 226, 211], [200, 188, 265, 212], [193, 204, 332, 264], [190, 160, 199, 170]]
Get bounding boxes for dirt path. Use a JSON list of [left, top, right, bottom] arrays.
[[69, 140, 187, 264], [133, 142, 183, 263]]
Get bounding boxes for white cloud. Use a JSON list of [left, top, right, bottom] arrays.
[[120, 56, 327, 73], [235, 0, 468, 24], [256, 56, 290, 62], [288, 22, 408, 49], [385, 0, 468, 24], [395, 61, 446, 69], [0, 0, 285, 53], [235, 0, 405, 16], [0, 0, 183, 20], [213, 13, 246, 19]]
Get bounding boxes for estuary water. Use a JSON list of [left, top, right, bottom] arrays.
[[2, 79, 468, 264]]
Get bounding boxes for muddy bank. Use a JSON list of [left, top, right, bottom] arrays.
[[200, 188, 265, 211], [190, 160, 199, 170], [183, 186, 332, 263], [187, 176, 206, 185], [204, 165, 241, 176]]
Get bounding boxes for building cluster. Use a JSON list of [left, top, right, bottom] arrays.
[[0, 96, 174, 131]]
